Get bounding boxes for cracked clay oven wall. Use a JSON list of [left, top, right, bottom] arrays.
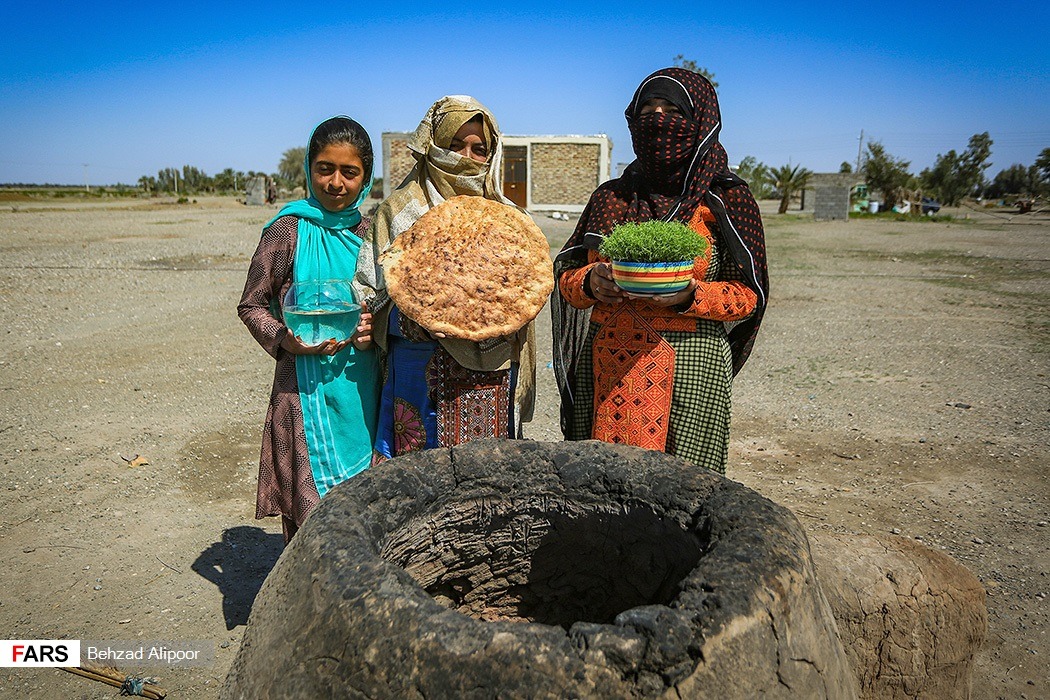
[[223, 440, 857, 699]]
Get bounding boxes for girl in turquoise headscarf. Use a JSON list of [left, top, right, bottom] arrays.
[[238, 116, 379, 544]]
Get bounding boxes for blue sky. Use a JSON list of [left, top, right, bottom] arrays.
[[1, 2, 1047, 186]]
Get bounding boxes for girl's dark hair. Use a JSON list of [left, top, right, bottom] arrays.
[[308, 116, 374, 177]]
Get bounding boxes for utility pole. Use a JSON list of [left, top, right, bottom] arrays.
[[82, 164, 89, 192], [855, 130, 864, 174], [174, 168, 179, 195]]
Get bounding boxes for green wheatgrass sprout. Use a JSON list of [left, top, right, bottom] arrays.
[[598, 220, 708, 263]]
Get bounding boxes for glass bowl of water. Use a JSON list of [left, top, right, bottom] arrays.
[[282, 279, 361, 346]]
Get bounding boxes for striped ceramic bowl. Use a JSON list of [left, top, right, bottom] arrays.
[[611, 259, 694, 294]]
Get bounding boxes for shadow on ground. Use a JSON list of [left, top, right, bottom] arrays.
[[192, 526, 283, 629]]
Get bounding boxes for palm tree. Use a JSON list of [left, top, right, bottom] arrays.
[[767, 164, 813, 214]]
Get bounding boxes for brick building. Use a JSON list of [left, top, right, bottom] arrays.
[[381, 133, 612, 213]]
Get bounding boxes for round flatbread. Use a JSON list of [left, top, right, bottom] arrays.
[[380, 195, 554, 342]]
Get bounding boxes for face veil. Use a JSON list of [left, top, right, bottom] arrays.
[[551, 67, 770, 436], [624, 69, 727, 212]]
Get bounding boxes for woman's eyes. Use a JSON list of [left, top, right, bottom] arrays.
[[450, 140, 487, 156], [315, 162, 356, 176], [640, 105, 680, 115], [315, 164, 359, 178]]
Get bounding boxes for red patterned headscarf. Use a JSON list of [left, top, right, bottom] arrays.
[[553, 67, 768, 429], [560, 67, 745, 236]]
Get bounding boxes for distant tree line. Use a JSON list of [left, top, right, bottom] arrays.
[[135, 146, 319, 195], [134, 121, 1049, 211], [135, 146, 391, 199], [733, 136, 1050, 212], [133, 146, 357, 197], [732, 157, 813, 214], [137, 165, 280, 196], [859, 133, 1050, 207]]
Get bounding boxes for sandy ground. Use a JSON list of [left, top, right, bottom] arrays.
[[0, 194, 1046, 699]]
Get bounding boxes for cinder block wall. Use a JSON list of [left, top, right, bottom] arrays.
[[531, 143, 600, 206], [814, 186, 850, 221]]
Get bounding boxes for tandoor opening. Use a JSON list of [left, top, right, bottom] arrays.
[[383, 503, 704, 629]]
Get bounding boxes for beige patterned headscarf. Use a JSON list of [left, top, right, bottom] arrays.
[[356, 95, 536, 421], [410, 96, 499, 202]]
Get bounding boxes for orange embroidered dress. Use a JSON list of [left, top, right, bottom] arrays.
[[558, 206, 757, 470], [552, 67, 768, 474]]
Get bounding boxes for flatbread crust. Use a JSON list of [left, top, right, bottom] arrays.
[[380, 195, 554, 342]]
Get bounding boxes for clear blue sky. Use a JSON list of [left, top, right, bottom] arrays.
[[2, 2, 1047, 186]]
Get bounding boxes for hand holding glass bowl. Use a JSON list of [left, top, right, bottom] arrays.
[[281, 280, 366, 355]]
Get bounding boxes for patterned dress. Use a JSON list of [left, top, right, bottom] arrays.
[[553, 67, 768, 474], [373, 307, 516, 461], [237, 214, 372, 538], [559, 205, 755, 472]]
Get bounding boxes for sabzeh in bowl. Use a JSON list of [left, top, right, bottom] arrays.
[[599, 220, 708, 294]]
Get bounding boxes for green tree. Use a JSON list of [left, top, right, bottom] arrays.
[[672, 55, 718, 89], [156, 167, 179, 193], [839, 161, 853, 173], [920, 132, 993, 206], [986, 164, 1041, 198], [180, 165, 212, 194], [278, 147, 307, 190], [1034, 147, 1050, 182], [766, 164, 812, 214], [213, 168, 243, 194], [733, 155, 775, 199], [863, 141, 913, 210]]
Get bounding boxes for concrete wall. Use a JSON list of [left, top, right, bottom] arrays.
[[814, 186, 851, 221], [805, 173, 864, 221]]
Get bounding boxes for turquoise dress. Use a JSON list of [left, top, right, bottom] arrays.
[[265, 121, 378, 498]]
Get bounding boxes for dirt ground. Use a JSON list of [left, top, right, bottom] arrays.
[[0, 194, 1045, 699]]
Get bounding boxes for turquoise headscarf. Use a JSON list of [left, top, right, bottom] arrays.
[[270, 116, 379, 498], [266, 116, 374, 231]]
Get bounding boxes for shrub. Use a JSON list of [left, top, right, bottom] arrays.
[[599, 221, 707, 262]]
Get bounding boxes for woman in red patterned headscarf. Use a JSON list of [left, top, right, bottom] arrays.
[[552, 67, 768, 473]]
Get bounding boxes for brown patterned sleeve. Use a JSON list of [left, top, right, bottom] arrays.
[[237, 215, 298, 358]]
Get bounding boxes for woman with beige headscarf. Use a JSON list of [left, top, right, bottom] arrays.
[[356, 95, 536, 460]]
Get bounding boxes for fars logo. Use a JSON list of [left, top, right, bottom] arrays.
[[1, 641, 81, 667]]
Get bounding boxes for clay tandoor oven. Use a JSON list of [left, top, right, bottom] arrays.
[[223, 440, 856, 699]]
